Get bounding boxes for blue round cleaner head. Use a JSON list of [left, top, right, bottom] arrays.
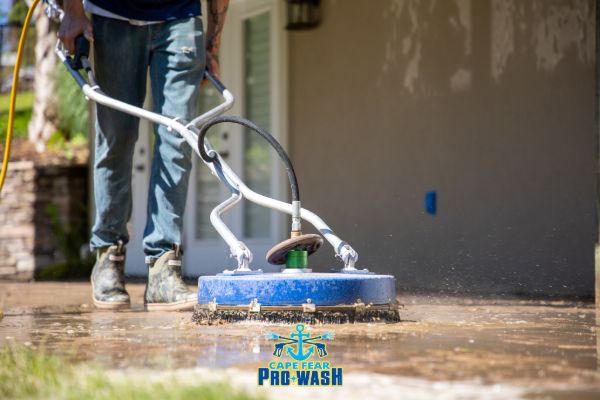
[[198, 273, 396, 306], [194, 272, 400, 324]]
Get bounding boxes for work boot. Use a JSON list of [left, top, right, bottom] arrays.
[[91, 241, 130, 309], [144, 245, 196, 311]]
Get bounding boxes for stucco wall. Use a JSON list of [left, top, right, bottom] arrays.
[[288, 0, 596, 296]]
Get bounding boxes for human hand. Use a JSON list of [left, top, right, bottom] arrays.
[[58, 9, 93, 54]]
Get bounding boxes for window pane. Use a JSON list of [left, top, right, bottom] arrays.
[[195, 86, 223, 240], [243, 12, 271, 239]]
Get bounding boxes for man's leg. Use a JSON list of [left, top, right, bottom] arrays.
[[143, 17, 205, 310], [90, 15, 150, 308]]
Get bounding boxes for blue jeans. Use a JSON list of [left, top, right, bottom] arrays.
[[89, 15, 205, 260]]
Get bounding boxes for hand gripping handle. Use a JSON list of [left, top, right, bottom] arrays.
[[72, 35, 90, 70]]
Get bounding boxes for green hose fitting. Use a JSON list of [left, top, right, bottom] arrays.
[[285, 249, 308, 269]]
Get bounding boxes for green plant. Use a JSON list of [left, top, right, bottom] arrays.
[[0, 91, 34, 140], [46, 130, 88, 160], [8, 0, 28, 26], [36, 201, 94, 280], [7, 1, 36, 66], [53, 63, 89, 140]]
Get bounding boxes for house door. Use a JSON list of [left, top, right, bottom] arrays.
[[183, 0, 288, 276]]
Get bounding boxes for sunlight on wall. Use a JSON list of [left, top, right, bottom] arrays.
[[492, 0, 594, 79], [378, 0, 594, 92]]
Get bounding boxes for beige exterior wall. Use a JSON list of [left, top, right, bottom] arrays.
[[288, 0, 596, 296]]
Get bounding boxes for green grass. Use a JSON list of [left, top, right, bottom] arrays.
[[0, 346, 264, 400], [0, 91, 35, 112], [0, 91, 34, 140]]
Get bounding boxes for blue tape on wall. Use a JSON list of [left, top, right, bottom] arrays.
[[425, 191, 437, 215]]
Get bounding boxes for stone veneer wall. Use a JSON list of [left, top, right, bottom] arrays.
[[0, 161, 88, 280]]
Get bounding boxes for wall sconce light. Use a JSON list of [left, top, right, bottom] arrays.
[[285, 0, 321, 31]]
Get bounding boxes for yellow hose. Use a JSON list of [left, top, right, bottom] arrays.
[[0, 0, 40, 194]]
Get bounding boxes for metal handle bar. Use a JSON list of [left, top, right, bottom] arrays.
[[54, 41, 360, 270]]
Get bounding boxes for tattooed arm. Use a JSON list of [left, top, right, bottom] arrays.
[[205, 0, 230, 79]]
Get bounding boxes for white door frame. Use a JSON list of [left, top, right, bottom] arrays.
[[125, 101, 152, 275], [183, 0, 289, 276]]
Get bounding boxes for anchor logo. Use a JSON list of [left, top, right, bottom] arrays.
[[266, 323, 334, 361]]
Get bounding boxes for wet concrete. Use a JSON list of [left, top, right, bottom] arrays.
[[1, 282, 599, 399]]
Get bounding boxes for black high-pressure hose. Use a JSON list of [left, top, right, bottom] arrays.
[[197, 116, 300, 203]]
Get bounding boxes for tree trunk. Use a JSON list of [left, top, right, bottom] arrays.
[[28, 6, 58, 152]]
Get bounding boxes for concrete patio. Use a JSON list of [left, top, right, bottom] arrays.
[[0, 281, 598, 399]]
